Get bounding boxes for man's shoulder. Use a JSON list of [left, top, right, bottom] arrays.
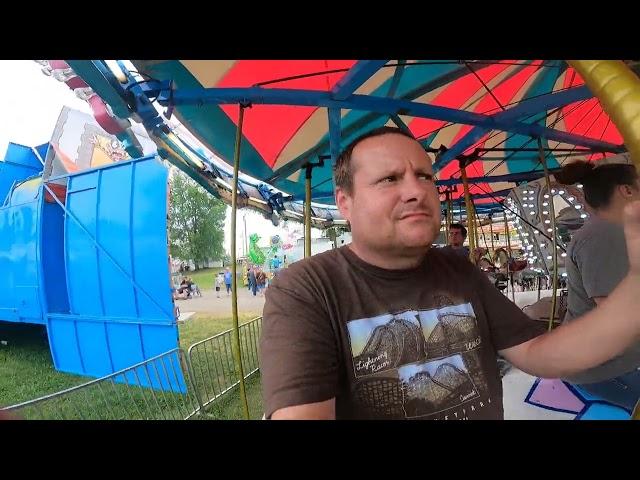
[[282, 248, 343, 273], [273, 248, 347, 285]]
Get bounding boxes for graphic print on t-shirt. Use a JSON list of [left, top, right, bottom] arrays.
[[398, 355, 479, 418], [349, 310, 425, 377], [346, 300, 488, 418]]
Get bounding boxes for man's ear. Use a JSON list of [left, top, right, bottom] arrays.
[[335, 187, 352, 223]]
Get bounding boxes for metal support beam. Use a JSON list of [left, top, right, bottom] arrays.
[[460, 161, 476, 264], [156, 88, 623, 179], [328, 108, 342, 165], [503, 209, 515, 302], [331, 60, 388, 101], [434, 85, 592, 170], [539, 138, 558, 332], [305, 167, 312, 258]]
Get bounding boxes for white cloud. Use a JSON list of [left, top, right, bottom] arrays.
[[0, 60, 325, 257], [0, 60, 91, 156]]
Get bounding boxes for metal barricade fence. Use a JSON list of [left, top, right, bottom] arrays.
[[187, 316, 262, 411], [2, 348, 202, 420], [2, 317, 263, 420]]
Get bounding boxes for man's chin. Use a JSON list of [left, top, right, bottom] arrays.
[[400, 234, 437, 249], [399, 225, 437, 243]]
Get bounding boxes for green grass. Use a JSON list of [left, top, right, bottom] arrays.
[[0, 323, 91, 408], [179, 313, 261, 347], [0, 315, 264, 420]]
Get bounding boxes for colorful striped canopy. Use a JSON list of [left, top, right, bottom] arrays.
[[46, 60, 634, 220]]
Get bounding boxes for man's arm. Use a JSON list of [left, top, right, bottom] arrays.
[[502, 202, 640, 378], [272, 398, 335, 420]]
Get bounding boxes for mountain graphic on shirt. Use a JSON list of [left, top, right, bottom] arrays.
[[354, 316, 426, 375]]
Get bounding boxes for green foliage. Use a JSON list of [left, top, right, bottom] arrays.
[[169, 172, 226, 267]]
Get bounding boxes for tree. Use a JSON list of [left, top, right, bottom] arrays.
[[323, 226, 348, 249], [168, 171, 226, 268]]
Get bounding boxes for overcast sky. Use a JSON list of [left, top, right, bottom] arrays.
[[0, 60, 323, 255]]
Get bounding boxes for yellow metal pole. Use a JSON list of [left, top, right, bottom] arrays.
[[489, 215, 495, 253], [447, 194, 453, 231], [445, 192, 451, 240], [460, 164, 476, 263], [230, 105, 250, 419], [538, 138, 558, 332], [568, 61, 640, 168], [304, 165, 312, 258], [503, 208, 515, 302]]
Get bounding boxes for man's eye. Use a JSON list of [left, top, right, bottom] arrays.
[[380, 176, 396, 183], [417, 173, 433, 181]]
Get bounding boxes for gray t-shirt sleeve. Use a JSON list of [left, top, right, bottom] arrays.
[[574, 226, 628, 299]]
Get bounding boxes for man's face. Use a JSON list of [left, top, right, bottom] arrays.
[[448, 228, 465, 247], [336, 133, 441, 255]]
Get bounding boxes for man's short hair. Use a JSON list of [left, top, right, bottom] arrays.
[[334, 126, 417, 195], [449, 223, 467, 239]]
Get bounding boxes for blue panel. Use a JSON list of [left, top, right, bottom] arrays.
[[141, 324, 180, 358], [35, 143, 49, 164], [47, 314, 181, 390], [2, 142, 43, 170], [96, 164, 138, 317], [65, 178, 102, 316], [0, 163, 38, 205], [106, 322, 145, 371], [43, 156, 179, 381], [40, 201, 70, 314], [76, 321, 113, 377], [47, 317, 83, 373], [64, 157, 173, 323], [578, 403, 630, 420], [0, 179, 44, 324], [130, 159, 174, 322]]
